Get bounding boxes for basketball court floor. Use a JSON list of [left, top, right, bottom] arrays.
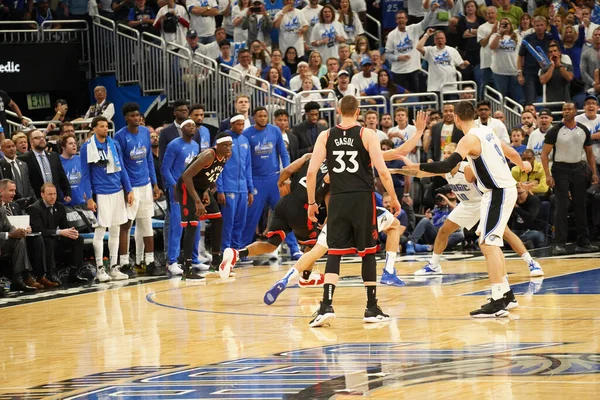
[[1, 248, 599, 399]]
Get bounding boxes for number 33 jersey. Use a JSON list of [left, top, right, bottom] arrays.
[[326, 124, 375, 195], [465, 127, 516, 192]]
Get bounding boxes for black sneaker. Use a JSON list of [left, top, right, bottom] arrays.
[[309, 302, 336, 327], [471, 298, 509, 318], [575, 243, 599, 253], [363, 301, 390, 323], [134, 261, 147, 274], [120, 264, 138, 278], [483, 290, 519, 310], [552, 245, 567, 256], [181, 265, 205, 281], [146, 262, 166, 276]]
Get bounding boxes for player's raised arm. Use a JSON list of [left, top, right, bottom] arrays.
[[383, 110, 427, 161], [307, 130, 328, 221], [364, 128, 401, 216], [181, 149, 216, 203]]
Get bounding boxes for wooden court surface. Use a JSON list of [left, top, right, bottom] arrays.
[[1, 252, 600, 399]]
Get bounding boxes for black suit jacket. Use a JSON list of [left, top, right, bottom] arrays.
[[291, 120, 326, 157], [4, 201, 24, 216], [428, 122, 465, 162], [27, 199, 69, 238], [218, 116, 255, 134], [286, 131, 300, 162], [0, 157, 36, 200], [19, 151, 71, 200]]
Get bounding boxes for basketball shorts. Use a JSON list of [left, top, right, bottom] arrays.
[[317, 206, 394, 249], [96, 190, 128, 228], [176, 183, 221, 224], [326, 192, 377, 256], [266, 196, 320, 246], [448, 201, 481, 230], [477, 186, 517, 246], [127, 183, 154, 220]]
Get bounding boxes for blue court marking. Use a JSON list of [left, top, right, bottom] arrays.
[[465, 267, 600, 296]]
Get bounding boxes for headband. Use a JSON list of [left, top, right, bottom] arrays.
[[181, 119, 195, 128], [216, 136, 233, 144], [230, 114, 245, 123]]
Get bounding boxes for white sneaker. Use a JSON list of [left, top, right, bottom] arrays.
[[109, 266, 129, 281], [528, 260, 544, 277], [96, 267, 111, 283], [414, 263, 443, 276], [192, 263, 211, 271], [199, 251, 212, 263], [168, 262, 183, 276]]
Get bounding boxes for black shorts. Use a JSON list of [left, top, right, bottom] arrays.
[[176, 182, 221, 225], [326, 192, 377, 256], [267, 196, 320, 246]]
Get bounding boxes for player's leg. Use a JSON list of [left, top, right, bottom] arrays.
[[118, 185, 139, 277], [503, 227, 544, 277], [379, 214, 405, 287], [414, 219, 460, 275], [93, 226, 110, 282], [167, 197, 184, 276], [178, 185, 204, 280], [231, 192, 248, 250], [220, 193, 238, 252], [266, 177, 302, 259], [241, 178, 268, 247]]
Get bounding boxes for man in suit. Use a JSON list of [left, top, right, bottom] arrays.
[[27, 183, 86, 284], [218, 94, 254, 133], [273, 109, 299, 162], [19, 130, 71, 201], [158, 99, 190, 167], [0, 179, 42, 292], [291, 101, 326, 157], [0, 139, 35, 201], [427, 104, 464, 162], [0, 178, 59, 288]]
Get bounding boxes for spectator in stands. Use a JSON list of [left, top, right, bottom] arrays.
[[190, 104, 211, 150], [249, 40, 271, 75], [231, 0, 250, 44], [511, 148, 549, 196], [364, 110, 387, 142], [519, 110, 536, 142], [380, 113, 394, 137], [320, 57, 339, 91], [497, 0, 523, 29], [369, 50, 390, 76], [334, 69, 359, 98], [478, 6, 498, 99], [161, 119, 200, 275], [48, 99, 69, 124], [494, 110, 506, 122], [475, 100, 510, 143], [385, 11, 433, 93], [216, 114, 253, 254], [297, 76, 325, 108], [423, 0, 453, 37], [273, 109, 299, 161], [490, 16, 525, 104], [527, 108, 553, 161], [379, 191, 409, 251], [20, 130, 71, 201], [150, 129, 162, 190], [580, 7, 598, 42], [0, 89, 28, 141], [575, 94, 600, 172], [98, 0, 115, 18], [308, 51, 326, 78], [154, 0, 190, 48], [84, 86, 115, 122], [302, 0, 322, 53], [388, 107, 414, 147], [128, 0, 156, 33], [284, 46, 300, 76], [417, 28, 470, 99], [264, 67, 289, 97], [351, 35, 370, 65], [427, 103, 464, 162], [289, 61, 321, 91], [517, 12, 533, 38], [261, 48, 292, 84], [542, 102, 598, 255], [539, 41, 574, 104], [233, 48, 260, 80], [241, 1, 273, 50], [457, 1, 485, 84], [338, 43, 358, 77], [351, 57, 377, 93], [219, 94, 254, 132], [11, 132, 28, 156], [216, 39, 235, 70], [188, 0, 219, 44], [204, 27, 228, 60], [510, 186, 545, 249], [518, 16, 552, 104], [584, 29, 600, 90], [363, 69, 408, 113], [274, 0, 308, 60], [1, 139, 35, 201], [28, 182, 86, 284], [422, 109, 441, 155], [310, 5, 347, 62], [58, 134, 84, 206], [291, 101, 325, 156], [112, 0, 133, 22], [337, 0, 363, 43], [510, 127, 527, 155]]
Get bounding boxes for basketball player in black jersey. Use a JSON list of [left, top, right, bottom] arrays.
[[176, 132, 233, 280], [218, 152, 330, 279], [306, 95, 402, 327]]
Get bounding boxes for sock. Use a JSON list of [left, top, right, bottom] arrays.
[[145, 252, 154, 264], [282, 267, 299, 284], [302, 270, 312, 280], [430, 253, 442, 266], [491, 283, 504, 301], [199, 222, 206, 251], [93, 227, 105, 268], [120, 255, 129, 266], [239, 248, 249, 259], [521, 251, 533, 264], [384, 251, 396, 274], [366, 285, 377, 308], [502, 275, 511, 294], [322, 283, 335, 306], [108, 225, 119, 267]]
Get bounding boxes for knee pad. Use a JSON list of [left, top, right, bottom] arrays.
[[266, 230, 285, 247], [324, 254, 341, 275], [136, 217, 153, 237], [361, 254, 377, 283]]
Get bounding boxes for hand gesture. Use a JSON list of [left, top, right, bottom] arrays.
[[308, 203, 319, 222], [546, 175, 555, 188], [426, 27, 435, 36], [400, 155, 419, 170], [413, 110, 427, 133], [425, 208, 433, 219], [195, 199, 206, 219], [126, 191, 134, 206], [521, 160, 532, 173], [202, 190, 210, 205], [430, 2, 439, 11], [248, 192, 254, 206], [390, 197, 401, 217], [593, 174, 599, 185], [87, 198, 97, 212]]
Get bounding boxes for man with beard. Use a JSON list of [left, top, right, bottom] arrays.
[[519, 110, 537, 144], [527, 108, 553, 163], [190, 104, 211, 150]]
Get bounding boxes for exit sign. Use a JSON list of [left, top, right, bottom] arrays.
[[27, 93, 51, 110]]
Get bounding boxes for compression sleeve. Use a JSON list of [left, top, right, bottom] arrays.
[[419, 152, 463, 174]]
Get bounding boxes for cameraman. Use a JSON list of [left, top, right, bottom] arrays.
[[405, 185, 464, 254]]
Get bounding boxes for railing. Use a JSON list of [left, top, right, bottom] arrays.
[[140, 32, 167, 95], [440, 80, 477, 106], [484, 85, 503, 113], [532, 101, 566, 120], [41, 20, 91, 67], [0, 21, 40, 43], [390, 92, 439, 117], [365, 14, 382, 49], [92, 15, 116, 75], [115, 24, 141, 86], [270, 85, 303, 126], [503, 96, 524, 130]]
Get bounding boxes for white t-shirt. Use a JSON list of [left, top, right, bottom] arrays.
[[491, 34, 521, 76], [475, 117, 510, 144], [478, 21, 495, 69], [290, 75, 322, 92], [575, 113, 600, 163], [582, 22, 600, 41], [310, 21, 348, 61], [408, 0, 425, 17], [350, 71, 377, 93], [154, 5, 189, 48], [423, 46, 464, 92], [276, 9, 309, 58], [188, 0, 218, 38], [337, 83, 360, 97], [351, 0, 367, 12], [390, 124, 420, 162], [527, 128, 551, 162], [302, 5, 322, 50], [219, 0, 235, 36], [232, 5, 249, 43], [385, 19, 428, 74], [336, 11, 364, 43]]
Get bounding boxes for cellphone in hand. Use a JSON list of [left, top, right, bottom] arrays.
[[250, 6, 261, 12]]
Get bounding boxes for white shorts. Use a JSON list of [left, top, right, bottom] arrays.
[[97, 190, 129, 228], [127, 183, 154, 220], [476, 187, 517, 247], [448, 201, 481, 230], [316, 207, 395, 249]]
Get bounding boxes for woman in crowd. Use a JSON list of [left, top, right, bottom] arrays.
[[350, 35, 370, 65], [284, 46, 300, 76], [250, 40, 271, 76], [363, 69, 408, 113], [310, 5, 347, 62], [457, 0, 485, 82], [517, 13, 533, 38], [336, 0, 364, 44], [261, 48, 292, 83], [490, 17, 524, 104], [308, 51, 327, 78], [232, 0, 251, 44]]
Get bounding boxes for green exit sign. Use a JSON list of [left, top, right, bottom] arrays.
[[27, 93, 51, 110]]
